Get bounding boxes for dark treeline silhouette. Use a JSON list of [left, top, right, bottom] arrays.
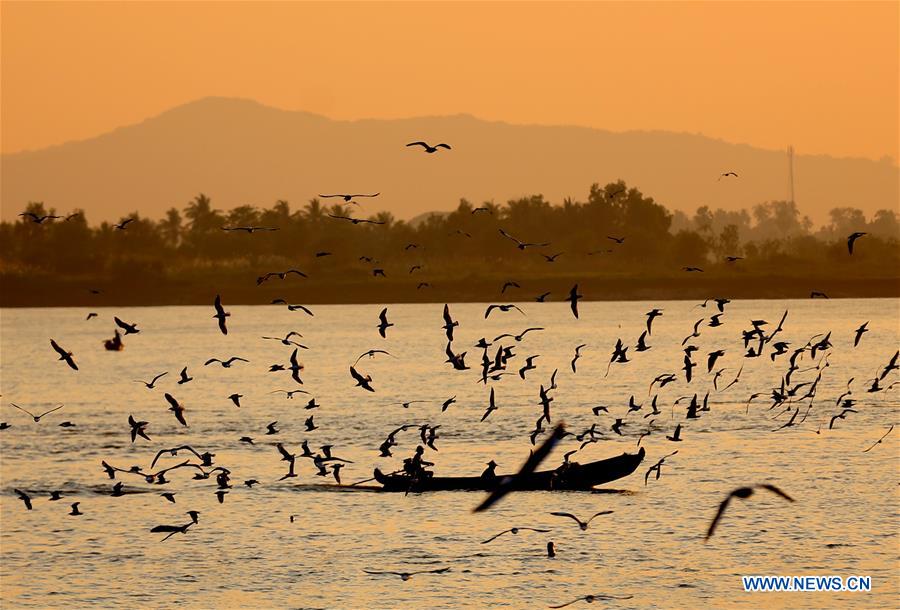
[[2, 181, 897, 305]]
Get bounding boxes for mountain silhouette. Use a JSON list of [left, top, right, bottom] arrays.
[[2, 97, 896, 224]]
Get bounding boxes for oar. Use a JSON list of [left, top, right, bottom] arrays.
[[349, 468, 404, 487]]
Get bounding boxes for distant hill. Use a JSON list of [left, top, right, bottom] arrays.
[[2, 97, 896, 224]]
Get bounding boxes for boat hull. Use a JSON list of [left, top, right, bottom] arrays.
[[374, 447, 645, 492]]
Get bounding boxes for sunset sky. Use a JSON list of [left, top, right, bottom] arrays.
[[1, 1, 897, 162]]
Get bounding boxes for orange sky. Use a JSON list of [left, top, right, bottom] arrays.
[[1, 1, 897, 161]]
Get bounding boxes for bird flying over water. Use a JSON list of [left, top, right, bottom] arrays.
[[128, 415, 151, 442], [646, 309, 663, 335], [852, 322, 868, 347], [14, 489, 33, 510], [481, 527, 551, 544], [213, 295, 230, 334], [377, 308, 393, 338], [666, 423, 683, 442], [261, 331, 307, 348], [204, 356, 248, 368], [484, 304, 525, 318], [481, 387, 498, 421], [350, 366, 375, 392], [566, 284, 582, 319], [164, 393, 188, 427], [862, 425, 894, 453], [363, 567, 451, 580], [645, 450, 678, 485], [705, 484, 794, 540], [353, 349, 395, 366], [571, 344, 587, 373], [441, 304, 459, 340], [9, 403, 64, 422], [549, 594, 634, 608], [114, 317, 140, 334], [134, 372, 168, 389], [494, 327, 543, 343], [549, 511, 614, 531], [50, 339, 78, 370]]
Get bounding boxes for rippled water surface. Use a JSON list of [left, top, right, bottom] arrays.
[[1, 299, 898, 609]]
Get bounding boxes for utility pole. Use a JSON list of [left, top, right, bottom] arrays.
[[788, 145, 795, 205]]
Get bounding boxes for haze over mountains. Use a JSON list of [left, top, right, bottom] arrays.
[[2, 97, 896, 225]]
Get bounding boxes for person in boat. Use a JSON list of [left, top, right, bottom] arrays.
[[403, 445, 434, 480], [481, 460, 498, 484], [550, 452, 580, 489]]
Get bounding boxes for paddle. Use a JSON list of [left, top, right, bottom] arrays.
[[348, 468, 405, 487]]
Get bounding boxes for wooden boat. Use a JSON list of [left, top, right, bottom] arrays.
[[373, 447, 645, 492]]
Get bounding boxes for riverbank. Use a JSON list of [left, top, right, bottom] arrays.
[[1, 270, 897, 307]]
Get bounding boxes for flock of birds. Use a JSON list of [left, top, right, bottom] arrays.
[[6, 143, 898, 607]]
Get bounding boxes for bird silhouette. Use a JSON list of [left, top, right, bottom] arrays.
[[481, 527, 551, 544], [566, 284, 582, 319], [549, 594, 634, 608], [847, 232, 866, 255], [350, 366, 375, 392], [128, 415, 151, 442], [498, 228, 549, 250], [163, 394, 188, 426], [549, 511, 614, 531], [481, 387, 498, 421], [19, 212, 61, 224], [213, 295, 230, 335], [204, 356, 248, 368], [222, 225, 278, 233], [862, 425, 894, 453], [406, 141, 451, 153], [666, 423, 683, 442], [14, 489, 33, 510], [113, 317, 140, 335], [705, 484, 794, 539], [377, 308, 394, 338], [319, 193, 379, 201], [9, 403, 64, 422], [328, 214, 385, 225], [484, 304, 525, 318], [50, 339, 78, 370], [134, 372, 168, 389], [852, 322, 868, 347], [363, 567, 451, 580]]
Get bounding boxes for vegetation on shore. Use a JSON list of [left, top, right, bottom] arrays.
[[2, 181, 897, 306]]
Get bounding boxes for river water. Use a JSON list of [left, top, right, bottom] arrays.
[[1, 299, 898, 609]]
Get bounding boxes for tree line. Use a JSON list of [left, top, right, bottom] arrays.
[[2, 181, 897, 283]]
